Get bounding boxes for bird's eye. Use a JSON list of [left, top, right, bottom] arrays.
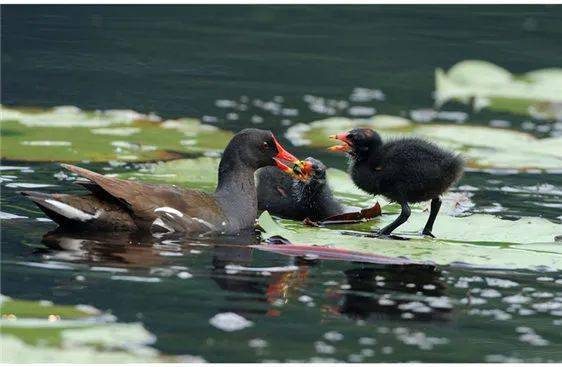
[[262, 141, 269, 148]]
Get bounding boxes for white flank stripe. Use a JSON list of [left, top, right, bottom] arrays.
[[192, 217, 216, 230], [44, 199, 101, 221], [152, 218, 175, 233], [154, 206, 184, 217]]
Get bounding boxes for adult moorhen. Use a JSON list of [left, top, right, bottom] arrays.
[[256, 157, 344, 221], [22, 128, 312, 236], [329, 128, 464, 237]]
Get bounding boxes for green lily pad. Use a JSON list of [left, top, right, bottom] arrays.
[[258, 211, 562, 270], [0, 298, 99, 320], [0, 296, 186, 362], [0, 105, 233, 162], [120, 157, 221, 191], [285, 115, 562, 172], [435, 60, 562, 119]]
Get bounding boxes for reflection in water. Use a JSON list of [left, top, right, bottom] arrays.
[[333, 266, 450, 322], [38, 228, 449, 323], [211, 244, 310, 317], [40, 228, 260, 267]]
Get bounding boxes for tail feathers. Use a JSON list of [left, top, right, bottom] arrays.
[[61, 163, 103, 181], [21, 191, 101, 225], [449, 154, 465, 184]]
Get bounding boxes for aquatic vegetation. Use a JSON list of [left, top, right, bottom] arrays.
[[0, 297, 184, 362], [257, 211, 562, 270], [435, 60, 562, 119], [0, 105, 233, 162]]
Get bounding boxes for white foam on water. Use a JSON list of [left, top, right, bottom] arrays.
[[503, 295, 530, 304], [348, 106, 376, 117], [209, 312, 253, 332], [90, 266, 128, 273], [111, 275, 161, 283], [177, 271, 193, 279], [18, 261, 74, 270], [485, 277, 519, 288], [324, 331, 344, 341]]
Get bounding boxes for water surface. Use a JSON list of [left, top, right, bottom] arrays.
[[2, 5, 562, 362]]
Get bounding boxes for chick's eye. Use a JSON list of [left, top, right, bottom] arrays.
[[262, 141, 269, 148]]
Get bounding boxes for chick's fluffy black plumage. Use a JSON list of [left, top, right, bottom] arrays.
[[257, 157, 343, 221], [340, 128, 464, 236]]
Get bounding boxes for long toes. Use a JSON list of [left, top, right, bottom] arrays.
[[422, 230, 436, 238], [375, 230, 409, 241]]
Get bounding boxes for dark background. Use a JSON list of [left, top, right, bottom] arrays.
[[3, 5, 562, 123]]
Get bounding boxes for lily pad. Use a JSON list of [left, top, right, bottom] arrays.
[[258, 211, 562, 270], [0, 298, 100, 320], [0, 296, 181, 362], [285, 115, 562, 172], [435, 60, 562, 119], [0, 105, 233, 162], [120, 157, 221, 191]]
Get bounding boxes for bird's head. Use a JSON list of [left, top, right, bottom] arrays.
[[328, 128, 382, 159]]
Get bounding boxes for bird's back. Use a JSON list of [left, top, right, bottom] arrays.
[[378, 138, 464, 202], [24, 164, 230, 235]]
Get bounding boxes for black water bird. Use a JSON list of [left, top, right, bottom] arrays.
[[22, 129, 312, 236], [257, 157, 344, 221], [329, 128, 464, 237]]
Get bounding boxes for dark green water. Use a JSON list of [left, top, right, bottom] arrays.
[[2, 5, 562, 362]]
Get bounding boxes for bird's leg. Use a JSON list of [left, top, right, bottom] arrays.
[[422, 197, 442, 238], [379, 201, 410, 236]]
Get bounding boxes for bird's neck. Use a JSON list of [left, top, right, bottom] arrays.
[[292, 179, 343, 219], [215, 156, 258, 230], [292, 178, 324, 202]]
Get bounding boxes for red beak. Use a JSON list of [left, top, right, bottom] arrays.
[[272, 135, 312, 181], [328, 132, 352, 152]]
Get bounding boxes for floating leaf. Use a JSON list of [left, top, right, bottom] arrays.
[[120, 157, 221, 191], [435, 60, 562, 119], [0, 105, 233, 162], [257, 211, 562, 270], [0, 299, 99, 320], [285, 115, 562, 171], [0, 297, 182, 362]]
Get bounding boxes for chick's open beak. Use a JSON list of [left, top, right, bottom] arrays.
[[272, 136, 312, 181], [328, 132, 352, 152]]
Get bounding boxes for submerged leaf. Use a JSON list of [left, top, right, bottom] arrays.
[[285, 115, 562, 171], [0, 105, 233, 162], [253, 243, 429, 266]]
